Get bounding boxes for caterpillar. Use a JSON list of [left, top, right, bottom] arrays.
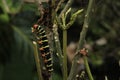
[[32, 24, 53, 72]]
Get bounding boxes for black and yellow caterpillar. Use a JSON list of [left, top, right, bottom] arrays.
[[32, 24, 53, 72]]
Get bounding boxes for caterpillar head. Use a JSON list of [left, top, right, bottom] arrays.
[[32, 24, 39, 33]]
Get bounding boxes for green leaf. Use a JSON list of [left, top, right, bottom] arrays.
[[0, 26, 35, 80], [0, 0, 23, 14], [0, 14, 9, 23]]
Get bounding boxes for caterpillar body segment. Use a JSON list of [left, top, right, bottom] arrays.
[[32, 24, 53, 72]]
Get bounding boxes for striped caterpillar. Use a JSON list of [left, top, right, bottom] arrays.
[[32, 24, 53, 72]]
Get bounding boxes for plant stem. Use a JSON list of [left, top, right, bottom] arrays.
[[55, 0, 64, 12], [2, 0, 10, 13], [53, 24, 63, 68], [52, 0, 63, 74], [83, 56, 93, 80], [68, 0, 94, 80], [59, 0, 73, 18], [63, 30, 67, 80], [33, 41, 43, 80], [52, 0, 56, 22], [105, 76, 108, 80]]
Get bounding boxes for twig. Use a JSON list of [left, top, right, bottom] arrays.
[[59, 0, 73, 18], [55, 0, 65, 12], [77, 0, 94, 50], [33, 41, 43, 80], [68, 0, 94, 80], [52, 24, 63, 67], [56, 7, 83, 80], [60, 10, 78, 80], [52, 0, 63, 73], [66, 9, 84, 29], [105, 75, 108, 80], [2, 0, 10, 13]]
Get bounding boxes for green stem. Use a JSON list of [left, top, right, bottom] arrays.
[[83, 56, 93, 80], [59, 0, 73, 18], [63, 30, 67, 80], [52, 0, 56, 22], [2, 0, 10, 13], [68, 0, 94, 79], [33, 41, 43, 80], [55, 0, 64, 12]]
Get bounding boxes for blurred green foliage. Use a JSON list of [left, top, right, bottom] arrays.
[[0, 0, 120, 80], [0, 0, 37, 80]]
